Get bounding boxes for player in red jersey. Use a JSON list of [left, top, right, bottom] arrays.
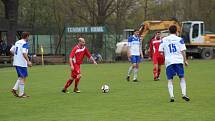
[[149, 32, 164, 81], [62, 38, 97, 93]]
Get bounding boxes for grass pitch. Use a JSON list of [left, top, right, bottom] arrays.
[[0, 60, 215, 121]]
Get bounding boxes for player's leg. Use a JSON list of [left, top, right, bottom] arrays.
[[153, 64, 158, 81], [157, 55, 164, 80], [166, 65, 175, 102], [73, 64, 81, 93], [168, 79, 174, 102], [133, 56, 140, 82], [133, 63, 138, 81], [157, 64, 162, 80], [12, 66, 22, 97], [127, 56, 134, 81], [74, 74, 81, 93], [62, 70, 76, 93], [62, 77, 74, 93], [180, 77, 190, 101], [15, 66, 29, 98], [153, 55, 159, 80], [19, 77, 26, 97], [11, 77, 21, 97], [176, 64, 190, 101], [127, 65, 133, 81]]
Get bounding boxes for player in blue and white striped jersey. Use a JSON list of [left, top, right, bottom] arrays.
[[126, 29, 143, 82], [10, 32, 32, 98]]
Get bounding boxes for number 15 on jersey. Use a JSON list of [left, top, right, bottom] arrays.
[[168, 44, 177, 53]]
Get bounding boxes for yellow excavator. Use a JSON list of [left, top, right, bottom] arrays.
[[115, 20, 215, 59], [139, 20, 215, 59], [139, 20, 181, 39]]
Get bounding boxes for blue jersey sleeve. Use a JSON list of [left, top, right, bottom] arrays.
[[22, 43, 29, 53], [128, 37, 132, 47], [22, 43, 29, 49], [160, 39, 163, 44], [179, 39, 186, 51], [179, 39, 185, 44]]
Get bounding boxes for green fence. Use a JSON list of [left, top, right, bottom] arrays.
[[27, 33, 119, 62]]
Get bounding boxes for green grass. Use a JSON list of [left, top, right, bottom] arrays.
[[0, 60, 215, 121]]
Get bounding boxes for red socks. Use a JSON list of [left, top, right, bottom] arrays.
[[64, 78, 80, 91], [158, 68, 161, 77], [153, 66, 158, 79], [74, 78, 80, 90], [64, 79, 73, 90]]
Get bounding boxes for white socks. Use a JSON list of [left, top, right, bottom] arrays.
[[19, 82, 25, 96], [133, 68, 138, 80], [168, 78, 187, 98], [127, 65, 138, 80], [13, 78, 20, 90], [180, 78, 186, 96], [168, 80, 174, 98], [127, 66, 133, 76]]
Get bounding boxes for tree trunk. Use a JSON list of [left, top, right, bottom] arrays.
[[2, 0, 19, 46]]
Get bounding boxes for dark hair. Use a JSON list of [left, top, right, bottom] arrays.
[[134, 29, 139, 32], [22, 32, 30, 39], [169, 25, 177, 34], [133, 29, 139, 34], [156, 31, 161, 34]]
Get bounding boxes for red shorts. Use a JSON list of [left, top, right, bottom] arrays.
[[71, 63, 81, 78], [153, 54, 164, 65]]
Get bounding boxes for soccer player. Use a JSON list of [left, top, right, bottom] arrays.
[[126, 29, 143, 82], [159, 25, 190, 102], [10, 32, 32, 98], [62, 37, 97, 93], [149, 32, 164, 81]]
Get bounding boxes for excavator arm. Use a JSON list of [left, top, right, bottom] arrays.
[[139, 20, 181, 39], [137, 20, 181, 56]]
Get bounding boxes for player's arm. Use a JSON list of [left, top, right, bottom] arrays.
[[127, 37, 132, 59], [148, 39, 153, 58], [69, 58, 74, 70], [158, 40, 164, 56], [89, 56, 97, 64], [69, 47, 77, 70], [22, 43, 32, 67], [181, 50, 188, 66], [10, 45, 15, 55], [23, 53, 32, 67], [85, 48, 97, 64], [139, 39, 143, 58], [180, 39, 188, 66]]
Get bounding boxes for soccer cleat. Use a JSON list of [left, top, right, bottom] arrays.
[[170, 97, 175, 102], [11, 89, 19, 97], [74, 88, 81, 93], [62, 89, 67, 93], [126, 76, 130, 81], [154, 76, 160, 81], [74, 90, 81, 93], [62, 89, 71, 93], [157, 76, 160, 80], [133, 79, 138, 82], [19, 93, 30, 98], [154, 77, 159, 81], [182, 95, 190, 101]]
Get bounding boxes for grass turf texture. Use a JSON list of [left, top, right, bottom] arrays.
[[0, 60, 215, 121]]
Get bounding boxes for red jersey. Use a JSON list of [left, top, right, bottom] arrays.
[[149, 37, 162, 56], [69, 45, 91, 65]]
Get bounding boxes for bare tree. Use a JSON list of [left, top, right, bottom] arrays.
[[62, 0, 116, 52], [1, 0, 19, 45], [52, 0, 66, 54]]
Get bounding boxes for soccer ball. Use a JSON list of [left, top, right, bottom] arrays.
[[101, 84, 109, 93]]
